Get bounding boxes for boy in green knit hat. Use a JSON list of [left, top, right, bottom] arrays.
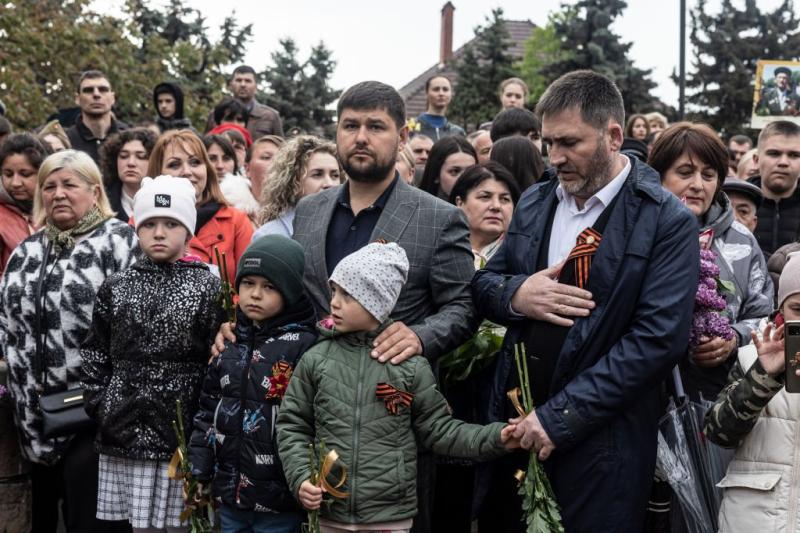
[[278, 242, 519, 532], [190, 234, 319, 533]]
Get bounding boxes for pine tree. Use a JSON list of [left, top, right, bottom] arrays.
[[681, 0, 800, 136], [449, 8, 516, 131], [541, 0, 660, 114], [260, 39, 340, 137], [306, 42, 341, 138], [262, 38, 313, 133]]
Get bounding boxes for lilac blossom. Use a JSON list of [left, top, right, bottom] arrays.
[[689, 249, 734, 349]]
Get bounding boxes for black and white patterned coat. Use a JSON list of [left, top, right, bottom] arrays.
[[81, 256, 223, 460], [0, 219, 137, 465]]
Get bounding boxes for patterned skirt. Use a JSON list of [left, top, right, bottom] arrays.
[[96, 454, 185, 529]]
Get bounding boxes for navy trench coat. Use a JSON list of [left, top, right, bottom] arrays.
[[472, 158, 699, 532]]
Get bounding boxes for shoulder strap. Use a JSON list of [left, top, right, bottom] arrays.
[[33, 238, 53, 392]]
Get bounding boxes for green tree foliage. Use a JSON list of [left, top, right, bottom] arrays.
[[449, 8, 517, 131], [261, 39, 341, 137], [306, 43, 342, 138], [529, 0, 660, 114], [681, 0, 800, 136], [0, 0, 251, 129], [519, 11, 576, 105]]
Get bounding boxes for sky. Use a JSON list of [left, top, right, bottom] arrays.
[[106, 0, 789, 109]]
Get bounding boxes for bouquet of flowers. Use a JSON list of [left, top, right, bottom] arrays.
[[304, 440, 349, 533], [168, 400, 214, 533], [507, 344, 564, 533], [689, 249, 735, 349], [214, 247, 236, 323]]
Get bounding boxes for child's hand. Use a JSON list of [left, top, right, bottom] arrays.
[[753, 323, 785, 376], [500, 424, 521, 450], [299, 480, 324, 510]]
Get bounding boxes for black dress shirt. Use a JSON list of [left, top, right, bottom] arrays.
[[325, 176, 398, 276]]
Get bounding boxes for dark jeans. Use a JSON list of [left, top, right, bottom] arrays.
[[220, 505, 303, 533], [431, 463, 473, 533], [30, 430, 130, 533], [476, 452, 528, 533], [410, 451, 434, 533]]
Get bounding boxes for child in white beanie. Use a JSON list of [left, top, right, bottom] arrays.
[[81, 175, 223, 532], [277, 242, 519, 533]]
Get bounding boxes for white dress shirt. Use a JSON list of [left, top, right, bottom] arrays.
[[547, 156, 631, 267]]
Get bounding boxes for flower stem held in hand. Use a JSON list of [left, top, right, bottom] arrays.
[[508, 344, 564, 533]]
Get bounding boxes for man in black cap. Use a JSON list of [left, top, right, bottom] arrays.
[[758, 66, 799, 115], [722, 177, 763, 233]]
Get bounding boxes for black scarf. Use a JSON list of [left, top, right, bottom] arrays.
[[195, 201, 221, 233]]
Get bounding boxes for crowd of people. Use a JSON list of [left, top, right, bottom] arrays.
[[0, 62, 799, 533]]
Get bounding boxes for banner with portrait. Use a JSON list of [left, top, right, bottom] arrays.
[[751, 59, 800, 129]]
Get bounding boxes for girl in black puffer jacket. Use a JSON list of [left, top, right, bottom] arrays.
[[81, 176, 223, 531], [189, 234, 318, 532]]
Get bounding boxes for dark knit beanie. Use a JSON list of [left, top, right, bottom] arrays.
[[236, 235, 306, 308]]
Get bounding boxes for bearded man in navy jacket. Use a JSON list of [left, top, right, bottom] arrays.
[[472, 70, 699, 532]]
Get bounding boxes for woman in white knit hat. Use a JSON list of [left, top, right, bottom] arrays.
[[704, 252, 800, 533]]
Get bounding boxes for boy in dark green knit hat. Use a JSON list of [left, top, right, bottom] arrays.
[[189, 234, 318, 532]]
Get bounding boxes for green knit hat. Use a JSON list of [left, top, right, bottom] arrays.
[[236, 235, 306, 308]]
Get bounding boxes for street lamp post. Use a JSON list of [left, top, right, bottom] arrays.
[[679, 0, 686, 119]]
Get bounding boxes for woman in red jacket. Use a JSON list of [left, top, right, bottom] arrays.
[[147, 130, 253, 284], [0, 134, 48, 276]]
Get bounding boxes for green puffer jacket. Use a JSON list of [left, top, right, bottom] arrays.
[[277, 324, 508, 524]]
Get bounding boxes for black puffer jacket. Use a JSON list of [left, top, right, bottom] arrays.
[[81, 256, 223, 460], [748, 176, 800, 258], [188, 302, 317, 512]]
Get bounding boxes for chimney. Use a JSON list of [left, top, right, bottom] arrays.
[[440, 2, 455, 66]]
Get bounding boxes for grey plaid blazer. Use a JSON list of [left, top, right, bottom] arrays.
[[292, 178, 478, 361]]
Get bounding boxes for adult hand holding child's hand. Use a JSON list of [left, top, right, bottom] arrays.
[[299, 480, 325, 510]]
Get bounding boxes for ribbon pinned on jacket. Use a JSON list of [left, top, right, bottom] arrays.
[[507, 387, 527, 418], [563, 227, 603, 289], [376, 382, 414, 415]]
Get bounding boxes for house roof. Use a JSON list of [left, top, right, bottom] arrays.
[[398, 19, 536, 119]]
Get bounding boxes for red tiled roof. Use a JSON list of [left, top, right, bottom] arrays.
[[399, 19, 536, 119]]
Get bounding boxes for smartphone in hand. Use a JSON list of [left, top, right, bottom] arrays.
[[785, 321, 800, 393]]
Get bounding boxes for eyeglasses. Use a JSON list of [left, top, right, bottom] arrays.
[[80, 86, 111, 94]]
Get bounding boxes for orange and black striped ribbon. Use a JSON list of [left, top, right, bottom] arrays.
[[376, 383, 414, 415], [563, 227, 603, 289]]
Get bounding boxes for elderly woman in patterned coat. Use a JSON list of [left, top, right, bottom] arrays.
[[0, 150, 137, 533], [650, 122, 774, 400]]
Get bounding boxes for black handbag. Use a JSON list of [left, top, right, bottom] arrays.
[[39, 388, 91, 439], [33, 239, 93, 440]]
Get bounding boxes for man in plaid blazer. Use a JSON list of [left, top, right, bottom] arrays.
[[292, 81, 478, 533], [292, 81, 478, 364]]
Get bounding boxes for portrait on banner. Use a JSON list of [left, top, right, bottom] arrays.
[[752, 59, 800, 128]]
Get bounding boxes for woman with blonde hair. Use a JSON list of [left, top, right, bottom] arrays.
[[148, 130, 253, 284], [38, 119, 72, 152], [253, 135, 342, 239], [1, 149, 137, 532], [499, 77, 529, 110]]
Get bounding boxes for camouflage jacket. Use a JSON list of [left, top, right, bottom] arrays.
[[703, 355, 785, 448]]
